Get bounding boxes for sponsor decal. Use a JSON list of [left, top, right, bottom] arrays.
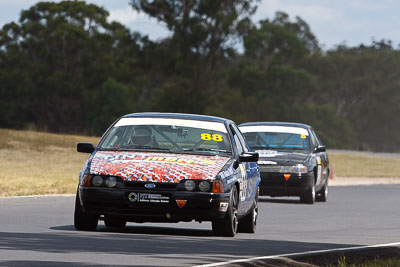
[[219, 202, 229, 212], [317, 165, 322, 184], [143, 156, 216, 166], [316, 157, 323, 185], [128, 192, 169, 203], [226, 176, 236, 184], [283, 174, 291, 181], [139, 193, 169, 203], [240, 125, 309, 136], [115, 117, 227, 133], [128, 192, 138, 202], [320, 163, 325, 185], [256, 150, 278, 157], [200, 133, 223, 142], [239, 164, 247, 201], [144, 183, 156, 189], [176, 200, 187, 208], [90, 151, 229, 183], [218, 168, 234, 179], [258, 160, 277, 165]]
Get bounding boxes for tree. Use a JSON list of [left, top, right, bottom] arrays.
[[130, 0, 260, 114], [304, 40, 400, 151], [243, 11, 319, 68], [0, 1, 140, 133], [130, 0, 259, 70]]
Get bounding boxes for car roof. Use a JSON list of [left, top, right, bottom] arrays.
[[239, 121, 312, 130], [122, 112, 232, 124]]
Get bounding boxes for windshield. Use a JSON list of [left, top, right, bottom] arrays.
[[241, 126, 311, 152], [99, 117, 232, 156]]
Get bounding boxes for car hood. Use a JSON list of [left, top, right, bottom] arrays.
[[89, 151, 230, 183], [256, 150, 309, 165]]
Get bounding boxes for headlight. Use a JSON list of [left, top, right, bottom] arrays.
[[184, 180, 196, 191], [280, 164, 307, 174], [199, 181, 210, 192], [92, 175, 103, 187], [105, 177, 117, 188]]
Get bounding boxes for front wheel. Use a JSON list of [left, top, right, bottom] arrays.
[[316, 181, 328, 202], [238, 187, 258, 233], [300, 179, 315, 204], [74, 191, 99, 231], [238, 200, 258, 233], [212, 186, 239, 237]]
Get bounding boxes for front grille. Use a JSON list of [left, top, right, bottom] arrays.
[[124, 181, 178, 191], [259, 165, 281, 172], [260, 172, 303, 187]]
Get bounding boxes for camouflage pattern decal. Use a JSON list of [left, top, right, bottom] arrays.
[[90, 151, 229, 183]]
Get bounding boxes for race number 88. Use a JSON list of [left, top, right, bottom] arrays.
[[201, 133, 223, 142]]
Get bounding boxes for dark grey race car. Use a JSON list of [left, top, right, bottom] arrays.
[[239, 122, 329, 204]]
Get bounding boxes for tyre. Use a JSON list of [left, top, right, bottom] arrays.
[[316, 181, 328, 202], [212, 186, 239, 237], [238, 187, 258, 233], [74, 191, 99, 231], [104, 215, 126, 228], [300, 179, 315, 204], [238, 200, 258, 233]]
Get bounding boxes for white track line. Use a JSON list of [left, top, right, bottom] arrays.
[[195, 242, 400, 267]]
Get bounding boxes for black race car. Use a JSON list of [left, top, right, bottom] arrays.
[[239, 122, 329, 204], [75, 113, 260, 236]]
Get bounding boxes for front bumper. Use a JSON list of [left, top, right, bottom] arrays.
[[78, 186, 230, 223], [258, 171, 314, 197]]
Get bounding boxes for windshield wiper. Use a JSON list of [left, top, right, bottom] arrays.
[[129, 146, 171, 151], [251, 146, 270, 150], [182, 148, 230, 154], [280, 147, 306, 151], [105, 145, 171, 151]]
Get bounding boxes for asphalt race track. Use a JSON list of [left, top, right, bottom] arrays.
[[1, 185, 400, 266]]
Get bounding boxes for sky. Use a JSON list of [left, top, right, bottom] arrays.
[[1, 0, 400, 50]]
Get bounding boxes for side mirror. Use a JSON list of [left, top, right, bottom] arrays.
[[314, 145, 326, 153], [77, 143, 95, 153], [239, 152, 259, 163]]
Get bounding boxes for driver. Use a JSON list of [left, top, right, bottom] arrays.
[[129, 125, 157, 147]]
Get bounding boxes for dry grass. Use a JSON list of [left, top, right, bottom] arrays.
[[334, 255, 400, 267], [329, 153, 400, 178], [0, 129, 98, 197], [1, 129, 400, 197]]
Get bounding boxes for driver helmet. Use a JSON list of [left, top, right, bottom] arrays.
[[130, 125, 153, 146]]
